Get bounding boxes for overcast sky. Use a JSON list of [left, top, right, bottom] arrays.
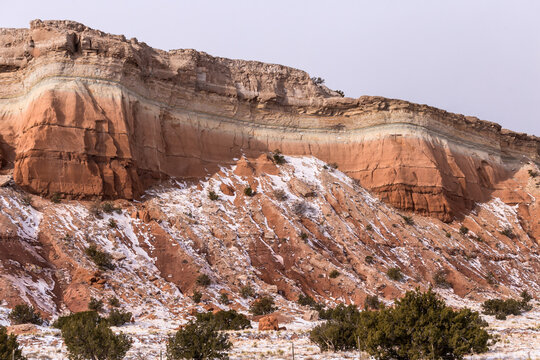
[[2, 0, 539, 136]]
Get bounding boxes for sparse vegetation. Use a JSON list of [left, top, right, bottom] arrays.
[[528, 169, 538, 178], [445, 231, 451, 238], [273, 189, 287, 201], [85, 244, 115, 270], [0, 326, 25, 359], [107, 309, 132, 326], [108, 218, 117, 228], [102, 202, 122, 214], [486, 272, 497, 285], [272, 149, 286, 165], [249, 296, 276, 316], [240, 285, 255, 299], [311, 289, 492, 358], [8, 304, 43, 325], [292, 200, 313, 217], [365, 224, 373, 231], [499, 227, 515, 238], [243, 186, 255, 197], [166, 320, 231, 360], [386, 267, 403, 281], [21, 194, 32, 207], [50, 192, 62, 203], [55, 311, 132, 360], [433, 269, 452, 288], [208, 190, 219, 201], [311, 76, 325, 85], [300, 232, 308, 241], [196, 274, 211, 287], [335, 90, 345, 97], [219, 293, 230, 305], [482, 291, 532, 320], [460, 225, 469, 235], [88, 297, 104, 313], [401, 215, 414, 225], [328, 162, 338, 170], [365, 255, 375, 264], [192, 291, 202, 304], [108, 297, 121, 308], [297, 294, 322, 311], [195, 310, 251, 331], [364, 295, 381, 310], [329, 270, 340, 279]]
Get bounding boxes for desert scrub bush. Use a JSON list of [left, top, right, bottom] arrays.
[[55, 311, 132, 360], [107, 309, 132, 326], [249, 296, 276, 316], [88, 297, 104, 313], [243, 186, 255, 197], [85, 244, 115, 270], [191, 290, 202, 304], [335, 90, 345, 97], [108, 218, 117, 228], [311, 289, 492, 358], [433, 269, 452, 289], [271, 149, 286, 165], [386, 267, 403, 281], [21, 194, 32, 207], [108, 297, 120, 308], [8, 304, 43, 325], [459, 225, 469, 235], [482, 291, 533, 320], [292, 200, 314, 217], [365, 224, 373, 231], [311, 76, 325, 85], [102, 202, 122, 214], [219, 293, 230, 305], [528, 169, 538, 178], [208, 190, 219, 201], [240, 285, 255, 299], [273, 189, 287, 201], [486, 272, 497, 285], [195, 310, 251, 331], [329, 270, 340, 279], [297, 294, 322, 311], [364, 255, 374, 264], [50, 192, 62, 203], [401, 215, 414, 225], [0, 326, 25, 359], [166, 321, 231, 360], [196, 274, 211, 287], [499, 227, 515, 238], [364, 295, 381, 310], [299, 232, 308, 241]]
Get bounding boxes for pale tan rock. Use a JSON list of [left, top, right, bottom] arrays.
[[258, 315, 279, 331]]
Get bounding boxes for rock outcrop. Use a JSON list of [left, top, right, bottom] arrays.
[[0, 20, 538, 221]]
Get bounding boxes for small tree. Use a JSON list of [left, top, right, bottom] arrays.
[[56, 311, 132, 360], [433, 269, 452, 289], [108, 297, 121, 308], [272, 150, 286, 165], [208, 191, 219, 201], [192, 291, 202, 304], [0, 326, 25, 359], [88, 297, 104, 313], [196, 274, 211, 287], [219, 293, 230, 305], [85, 245, 115, 271], [364, 295, 381, 310], [107, 309, 132, 326], [249, 296, 276, 316], [195, 310, 251, 331], [243, 187, 255, 197], [386, 267, 403, 281], [240, 285, 255, 299], [329, 270, 340, 279], [166, 322, 231, 360], [8, 304, 43, 325]]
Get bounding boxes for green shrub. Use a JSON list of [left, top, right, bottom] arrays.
[[318, 303, 360, 322], [486, 272, 497, 285], [445, 231, 452, 238], [311, 77, 325, 85], [401, 215, 414, 225], [364, 255, 374, 264], [108, 218, 117, 228], [0, 326, 25, 359], [329, 270, 340, 279], [240, 285, 255, 299], [528, 169, 538, 178], [433, 269, 452, 289], [300, 232, 308, 241], [85, 244, 115, 270], [55, 311, 132, 360], [88, 297, 104, 313], [386, 267, 403, 281], [107, 309, 132, 326], [208, 190, 219, 201], [365, 224, 373, 231], [310, 319, 357, 352], [249, 296, 276, 316], [192, 291, 202, 303], [195, 310, 251, 331], [8, 304, 43, 325], [459, 226, 469, 235], [482, 292, 532, 320], [219, 293, 230, 305], [364, 295, 381, 310], [166, 321, 231, 360], [272, 150, 286, 165], [499, 227, 515, 238], [297, 294, 323, 311], [102, 202, 116, 214], [243, 187, 255, 197], [108, 297, 120, 308], [196, 274, 211, 287], [50, 192, 62, 203]]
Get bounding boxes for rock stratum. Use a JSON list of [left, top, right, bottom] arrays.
[[0, 20, 539, 328], [0, 20, 538, 222]]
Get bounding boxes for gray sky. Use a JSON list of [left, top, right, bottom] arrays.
[[2, 0, 539, 136]]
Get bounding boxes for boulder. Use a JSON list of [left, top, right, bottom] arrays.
[[258, 314, 279, 331]]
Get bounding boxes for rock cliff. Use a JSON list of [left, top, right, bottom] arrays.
[[1, 20, 538, 222]]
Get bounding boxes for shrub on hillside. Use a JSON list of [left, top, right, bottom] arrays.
[[386, 267, 403, 281], [108, 297, 121, 308], [311, 289, 493, 358], [55, 311, 132, 360], [433, 269, 452, 289], [166, 321, 231, 360], [208, 190, 219, 201], [459, 226, 469, 235], [196, 274, 211, 287], [85, 244, 115, 270], [195, 310, 251, 331], [364, 295, 381, 310], [272, 150, 286, 165], [191, 290, 202, 304], [249, 296, 276, 316], [482, 291, 533, 320], [329, 270, 340, 279], [243, 186, 255, 197], [240, 285, 255, 299], [8, 304, 43, 325], [219, 293, 230, 305], [107, 309, 132, 326], [88, 297, 104, 313], [0, 326, 25, 360]]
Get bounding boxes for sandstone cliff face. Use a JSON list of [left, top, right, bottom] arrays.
[[0, 20, 538, 222]]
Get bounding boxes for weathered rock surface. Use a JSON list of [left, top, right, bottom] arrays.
[[0, 20, 538, 221], [258, 315, 279, 331]]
